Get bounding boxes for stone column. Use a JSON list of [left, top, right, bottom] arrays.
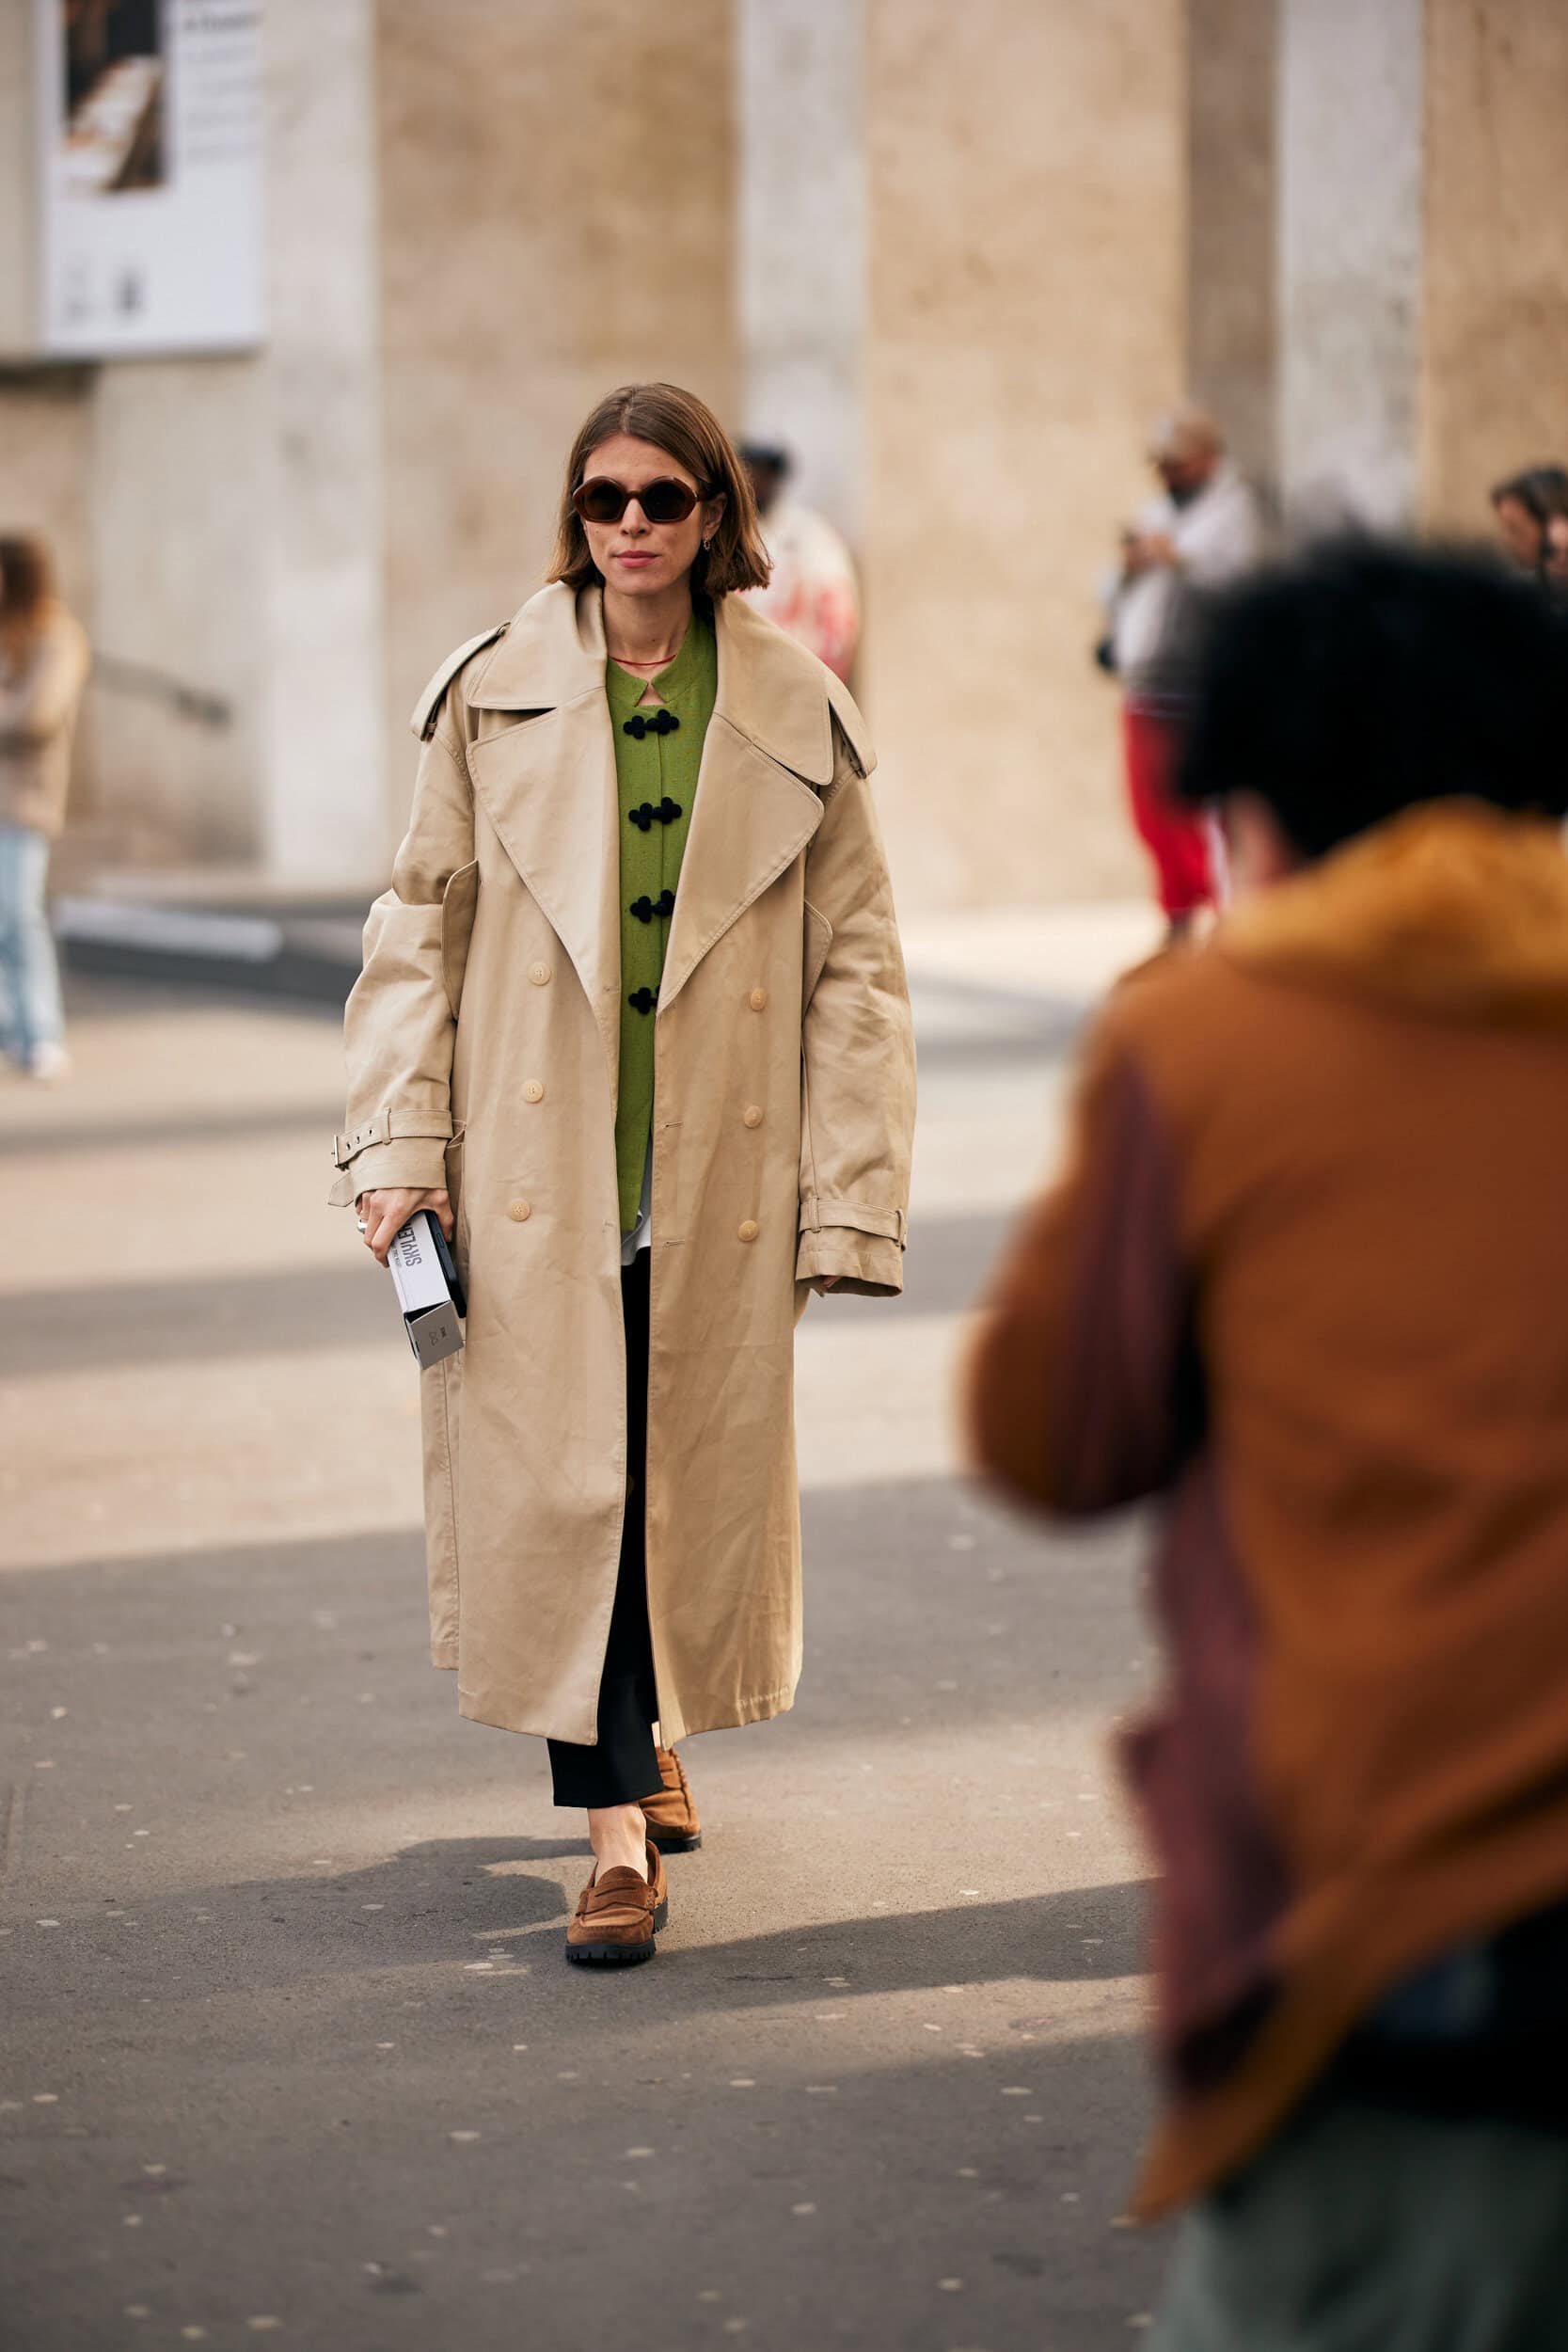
[[1276, 0, 1425, 528], [374, 0, 738, 860], [1420, 0, 1568, 532], [862, 0, 1185, 908], [258, 0, 387, 884], [1187, 0, 1278, 490], [735, 0, 866, 536]]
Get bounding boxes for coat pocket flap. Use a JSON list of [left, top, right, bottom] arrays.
[[440, 860, 480, 1017]]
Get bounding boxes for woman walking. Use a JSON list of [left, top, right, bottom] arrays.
[[333, 384, 915, 1965], [0, 535, 89, 1082]]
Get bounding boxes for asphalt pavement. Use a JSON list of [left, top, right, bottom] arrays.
[[1, 954, 1169, 2352]]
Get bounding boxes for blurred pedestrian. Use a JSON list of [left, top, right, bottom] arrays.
[[738, 440, 861, 683], [969, 540, 1568, 2347], [334, 384, 913, 1967], [1539, 483, 1568, 600], [1488, 464, 1568, 576], [1104, 406, 1261, 942], [0, 532, 89, 1083]]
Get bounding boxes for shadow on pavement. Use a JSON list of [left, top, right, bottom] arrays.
[[5, 1836, 1150, 2024]]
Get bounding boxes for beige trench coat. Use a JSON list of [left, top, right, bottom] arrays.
[[331, 583, 915, 1744]]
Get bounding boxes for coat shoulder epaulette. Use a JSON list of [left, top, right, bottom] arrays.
[[825, 670, 875, 780], [410, 621, 510, 742]]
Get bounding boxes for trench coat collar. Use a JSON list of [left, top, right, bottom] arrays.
[[466, 580, 842, 783], [461, 584, 832, 1043]]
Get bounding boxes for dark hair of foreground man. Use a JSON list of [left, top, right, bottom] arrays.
[[969, 541, 1568, 2346]]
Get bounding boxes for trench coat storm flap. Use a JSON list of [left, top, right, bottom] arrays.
[[331, 583, 916, 1746]]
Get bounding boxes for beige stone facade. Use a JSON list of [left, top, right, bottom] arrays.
[[2, 0, 1566, 908]]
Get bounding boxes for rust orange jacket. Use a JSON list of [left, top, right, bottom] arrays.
[[967, 802, 1568, 2213]]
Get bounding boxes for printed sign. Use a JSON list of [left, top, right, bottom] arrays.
[[37, 0, 264, 356]]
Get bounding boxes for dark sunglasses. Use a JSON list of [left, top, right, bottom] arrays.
[[572, 475, 708, 527]]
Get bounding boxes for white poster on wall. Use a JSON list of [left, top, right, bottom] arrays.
[[37, 0, 264, 358]]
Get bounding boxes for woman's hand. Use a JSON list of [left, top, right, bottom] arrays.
[[356, 1187, 453, 1266]]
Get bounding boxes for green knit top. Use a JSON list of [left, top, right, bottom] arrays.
[[607, 610, 718, 1232]]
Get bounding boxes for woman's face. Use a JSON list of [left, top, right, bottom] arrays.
[[1544, 513, 1568, 582], [1494, 494, 1543, 571], [578, 433, 725, 599]]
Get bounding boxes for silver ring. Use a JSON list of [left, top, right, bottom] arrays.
[[356, 1217, 368, 1232]]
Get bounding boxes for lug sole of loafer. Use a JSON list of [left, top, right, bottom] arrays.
[[565, 1936, 656, 1966], [562, 1894, 668, 1966], [646, 1827, 702, 1853]]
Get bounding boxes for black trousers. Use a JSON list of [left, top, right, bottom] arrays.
[[546, 1251, 661, 1810]]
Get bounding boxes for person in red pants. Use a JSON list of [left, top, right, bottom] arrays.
[[1121, 702, 1213, 935], [1105, 407, 1261, 939]]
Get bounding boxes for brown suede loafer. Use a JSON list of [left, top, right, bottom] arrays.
[[641, 1745, 702, 1852], [564, 1839, 669, 1966]]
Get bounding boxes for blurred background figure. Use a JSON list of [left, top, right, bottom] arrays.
[[738, 439, 861, 684], [970, 540, 1568, 2350], [1102, 405, 1262, 943], [0, 533, 89, 1083], [1488, 463, 1568, 577], [1544, 492, 1568, 598]]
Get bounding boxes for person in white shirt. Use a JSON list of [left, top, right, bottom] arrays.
[[740, 442, 861, 685], [1105, 407, 1262, 938]]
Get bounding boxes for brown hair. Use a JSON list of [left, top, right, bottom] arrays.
[[0, 533, 55, 662], [547, 383, 770, 598]]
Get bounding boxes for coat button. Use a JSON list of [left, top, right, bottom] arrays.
[[737, 1219, 759, 1243], [508, 1199, 531, 1222], [742, 1104, 764, 1128], [524, 1080, 546, 1104], [529, 961, 552, 986], [748, 988, 768, 1011]]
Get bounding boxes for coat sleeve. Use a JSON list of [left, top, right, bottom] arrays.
[[328, 716, 474, 1207], [0, 624, 88, 746], [796, 723, 916, 1295], [964, 1009, 1203, 1515]]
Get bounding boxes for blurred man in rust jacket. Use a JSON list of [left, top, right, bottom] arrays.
[[969, 542, 1568, 2349]]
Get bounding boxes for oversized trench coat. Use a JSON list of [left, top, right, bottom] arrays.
[[331, 582, 916, 1744]]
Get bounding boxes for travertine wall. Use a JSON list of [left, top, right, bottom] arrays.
[[374, 0, 738, 856], [861, 0, 1184, 908], [1277, 0, 1425, 529], [85, 357, 266, 864], [736, 0, 866, 536], [1420, 0, 1568, 533], [6, 0, 1568, 900], [1187, 0, 1277, 490], [80, 0, 387, 875]]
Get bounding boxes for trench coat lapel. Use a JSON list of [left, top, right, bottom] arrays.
[[455, 583, 833, 1041], [659, 594, 828, 1012], [462, 587, 622, 1092]]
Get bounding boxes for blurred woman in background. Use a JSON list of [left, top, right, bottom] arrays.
[[1489, 466, 1568, 580], [0, 534, 89, 1083]]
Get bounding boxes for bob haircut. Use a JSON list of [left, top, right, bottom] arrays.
[[1176, 536, 1568, 860], [547, 382, 771, 599]]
